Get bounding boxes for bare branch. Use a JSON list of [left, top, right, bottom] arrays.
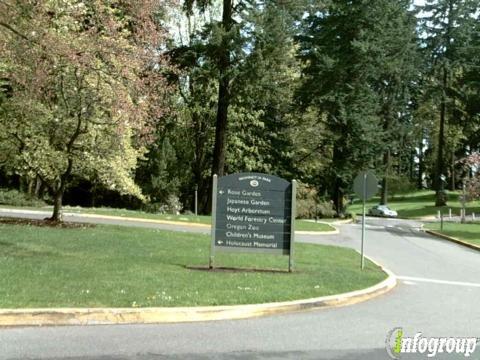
[[0, 21, 29, 41]]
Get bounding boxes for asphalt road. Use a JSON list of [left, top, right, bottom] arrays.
[[0, 210, 479, 360]]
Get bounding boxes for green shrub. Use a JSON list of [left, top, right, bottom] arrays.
[[143, 195, 182, 214], [296, 183, 317, 218], [388, 176, 417, 199], [0, 189, 47, 207], [316, 201, 336, 218], [296, 183, 336, 219]]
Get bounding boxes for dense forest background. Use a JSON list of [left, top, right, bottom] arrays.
[[0, 0, 479, 220]]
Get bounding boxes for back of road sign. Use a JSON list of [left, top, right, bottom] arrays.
[[353, 171, 378, 200]]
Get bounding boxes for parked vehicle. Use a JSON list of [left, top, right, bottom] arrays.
[[368, 205, 398, 217]]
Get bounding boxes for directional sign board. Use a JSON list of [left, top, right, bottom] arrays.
[[212, 173, 295, 256], [353, 171, 378, 200]]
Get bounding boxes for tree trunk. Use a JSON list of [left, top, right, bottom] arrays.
[[409, 150, 415, 183], [19, 176, 27, 193], [418, 139, 424, 189], [34, 175, 42, 198], [28, 177, 34, 196], [211, 0, 233, 179], [332, 178, 345, 217], [207, 0, 233, 214], [380, 150, 390, 205], [211, 82, 229, 178], [435, 67, 447, 207], [49, 159, 73, 222], [450, 150, 455, 191], [50, 190, 63, 222], [91, 182, 97, 208]]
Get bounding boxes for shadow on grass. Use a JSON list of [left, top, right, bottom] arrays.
[[390, 193, 438, 202], [0, 241, 59, 258], [186, 265, 292, 274]]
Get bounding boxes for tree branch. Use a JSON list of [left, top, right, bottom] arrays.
[[0, 21, 29, 41]]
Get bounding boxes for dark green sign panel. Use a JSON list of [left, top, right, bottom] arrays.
[[212, 173, 295, 255]]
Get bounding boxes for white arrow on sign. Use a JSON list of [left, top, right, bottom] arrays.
[[217, 241, 224, 245], [219, 190, 225, 195]]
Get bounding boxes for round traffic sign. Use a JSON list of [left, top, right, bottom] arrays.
[[353, 170, 378, 200]]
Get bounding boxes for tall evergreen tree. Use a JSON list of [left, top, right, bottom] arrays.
[[419, 0, 480, 205], [227, 1, 300, 178], [183, 0, 236, 180], [371, 0, 419, 205], [297, 0, 416, 215]]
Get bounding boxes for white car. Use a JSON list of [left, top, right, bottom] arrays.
[[368, 205, 398, 218]]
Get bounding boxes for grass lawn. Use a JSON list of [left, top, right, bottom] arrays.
[[0, 205, 335, 232], [0, 223, 386, 308], [348, 190, 480, 219], [424, 222, 480, 247], [293, 221, 336, 232]]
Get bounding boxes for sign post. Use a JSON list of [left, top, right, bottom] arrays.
[[209, 175, 218, 269], [194, 185, 198, 216], [210, 173, 296, 271], [289, 180, 297, 273], [461, 182, 466, 224], [353, 170, 378, 270]]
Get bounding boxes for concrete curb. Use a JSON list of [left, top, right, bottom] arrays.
[[414, 216, 437, 221], [332, 218, 354, 225], [421, 226, 480, 252], [0, 257, 396, 327], [296, 226, 339, 235], [64, 212, 211, 228]]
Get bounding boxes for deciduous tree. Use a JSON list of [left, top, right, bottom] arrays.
[[0, 0, 171, 221]]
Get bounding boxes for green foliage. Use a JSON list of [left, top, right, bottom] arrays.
[[226, 2, 299, 177], [166, 1, 304, 212], [1, 0, 479, 216], [418, 0, 480, 201], [316, 201, 337, 219], [0, 189, 46, 207], [296, 183, 318, 219], [296, 183, 336, 219], [143, 195, 183, 214], [137, 137, 181, 205], [387, 176, 418, 200], [297, 0, 418, 215], [0, 0, 172, 219]]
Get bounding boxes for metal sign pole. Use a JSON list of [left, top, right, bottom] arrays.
[[361, 173, 367, 270], [209, 175, 218, 269], [289, 180, 297, 273], [194, 185, 198, 216], [440, 209, 444, 231]]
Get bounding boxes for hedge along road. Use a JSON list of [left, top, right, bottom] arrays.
[[0, 212, 480, 360]]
